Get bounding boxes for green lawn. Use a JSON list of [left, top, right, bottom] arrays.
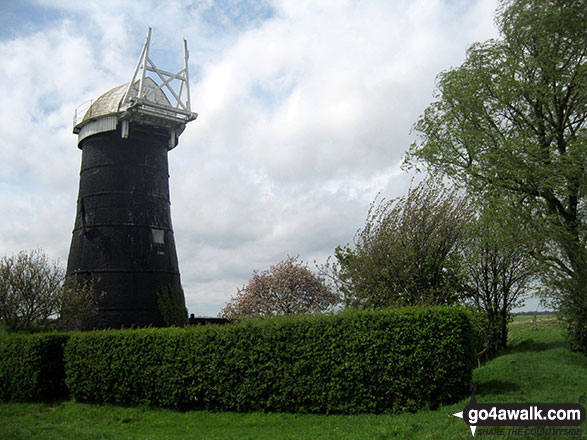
[[0, 318, 584, 440]]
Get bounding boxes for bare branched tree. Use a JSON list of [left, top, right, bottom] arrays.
[[464, 208, 537, 352]]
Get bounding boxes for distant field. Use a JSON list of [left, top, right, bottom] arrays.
[[511, 314, 557, 324], [0, 316, 584, 440]]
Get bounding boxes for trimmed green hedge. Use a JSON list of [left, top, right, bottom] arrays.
[[0, 333, 69, 401], [65, 306, 476, 413]]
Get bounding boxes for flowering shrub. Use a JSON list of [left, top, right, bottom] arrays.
[[221, 256, 340, 319]]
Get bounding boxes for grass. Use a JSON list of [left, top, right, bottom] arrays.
[[0, 318, 584, 439]]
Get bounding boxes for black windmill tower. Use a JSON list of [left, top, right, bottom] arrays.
[[67, 28, 197, 329]]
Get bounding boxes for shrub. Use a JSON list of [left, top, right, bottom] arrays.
[[323, 177, 472, 309], [156, 286, 188, 327], [0, 249, 98, 332], [221, 256, 340, 319], [0, 333, 69, 401], [65, 306, 476, 414]]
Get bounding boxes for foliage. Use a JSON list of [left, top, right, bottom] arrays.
[[463, 207, 537, 353], [0, 333, 69, 402], [65, 307, 476, 414], [221, 256, 340, 319], [0, 250, 98, 332], [156, 286, 188, 327], [56, 278, 98, 332], [323, 176, 472, 309], [462, 307, 495, 365], [406, 0, 586, 353], [545, 277, 587, 355]]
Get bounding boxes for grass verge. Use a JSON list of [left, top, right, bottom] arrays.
[[0, 318, 584, 439]]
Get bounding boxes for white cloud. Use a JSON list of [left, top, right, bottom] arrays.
[[189, 0, 499, 183]]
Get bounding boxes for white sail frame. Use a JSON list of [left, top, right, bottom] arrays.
[[121, 27, 194, 118]]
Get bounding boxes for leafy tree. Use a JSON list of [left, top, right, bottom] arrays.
[[0, 249, 98, 332], [323, 176, 472, 309], [464, 206, 537, 353], [407, 0, 586, 353], [220, 256, 339, 319]]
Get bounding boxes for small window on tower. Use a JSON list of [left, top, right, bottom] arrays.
[[152, 228, 165, 244]]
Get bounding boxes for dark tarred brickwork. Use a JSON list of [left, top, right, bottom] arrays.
[[66, 123, 182, 330]]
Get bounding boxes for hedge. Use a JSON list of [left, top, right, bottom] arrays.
[[64, 306, 476, 414], [0, 333, 69, 401]]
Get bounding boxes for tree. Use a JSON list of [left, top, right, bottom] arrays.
[[407, 0, 586, 353], [0, 249, 98, 332], [220, 256, 340, 319], [464, 206, 537, 353], [324, 176, 472, 309]]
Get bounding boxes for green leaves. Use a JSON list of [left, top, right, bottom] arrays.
[[0, 307, 477, 414], [62, 307, 476, 414], [0, 333, 69, 402], [156, 286, 188, 327]]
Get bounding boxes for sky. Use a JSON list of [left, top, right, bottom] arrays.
[[0, 0, 545, 315]]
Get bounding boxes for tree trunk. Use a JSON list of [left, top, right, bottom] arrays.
[[500, 307, 509, 349]]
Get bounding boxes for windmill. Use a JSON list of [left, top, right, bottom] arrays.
[[67, 28, 197, 329]]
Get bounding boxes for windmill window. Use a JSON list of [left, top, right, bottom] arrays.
[[152, 228, 165, 244]]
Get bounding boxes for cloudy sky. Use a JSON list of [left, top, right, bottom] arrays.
[[2, 0, 543, 316]]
